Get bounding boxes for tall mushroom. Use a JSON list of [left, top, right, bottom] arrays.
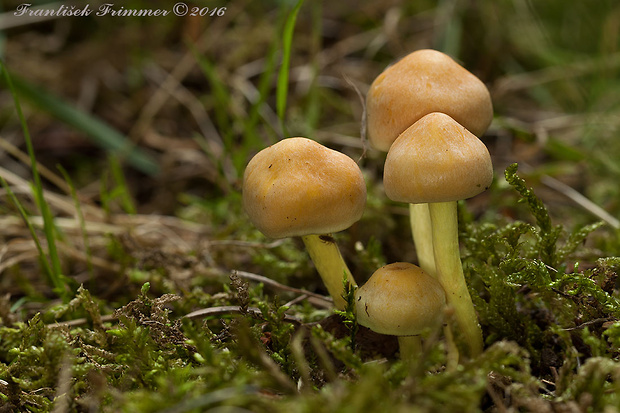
[[243, 137, 366, 310], [355, 262, 446, 365], [383, 112, 493, 358], [366, 49, 493, 276]]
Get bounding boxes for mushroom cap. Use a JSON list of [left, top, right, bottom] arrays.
[[384, 112, 493, 204], [242, 137, 367, 239], [366, 49, 493, 152], [355, 262, 446, 336]]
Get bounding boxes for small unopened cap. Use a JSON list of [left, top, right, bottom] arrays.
[[243, 137, 367, 239], [355, 262, 446, 336], [384, 112, 493, 204], [366, 49, 493, 152]]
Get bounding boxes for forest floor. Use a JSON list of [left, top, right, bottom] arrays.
[[1, 1, 620, 411]]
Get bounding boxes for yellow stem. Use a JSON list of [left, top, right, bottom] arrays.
[[409, 203, 436, 277], [302, 234, 356, 310], [398, 335, 422, 368], [428, 201, 483, 358]]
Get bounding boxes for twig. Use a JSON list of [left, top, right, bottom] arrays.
[[494, 51, 620, 96], [232, 269, 333, 304], [563, 318, 614, 331], [142, 63, 223, 157], [48, 304, 304, 329], [182, 305, 301, 324], [342, 73, 368, 163], [48, 314, 117, 329], [540, 174, 620, 229], [514, 163, 619, 229], [208, 239, 287, 249], [0, 249, 43, 274], [0, 138, 73, 195], [57, 241, 122, 273], [127, 0, 248, 144], [0, 165, 84, 217]]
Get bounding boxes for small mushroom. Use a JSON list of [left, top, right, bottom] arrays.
[[243, 137, 366, 309], [383, 112, 493, 358], [355, 262, 446, 365]]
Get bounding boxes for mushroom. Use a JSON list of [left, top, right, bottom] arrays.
[[366, 48, 493, 152], [355, 262, 446, 365], [365, 49, 493, 277], [243, 137, 366, 309], [383, 112, 493, 358]]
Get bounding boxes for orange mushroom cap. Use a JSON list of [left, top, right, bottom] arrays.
[[355, 262, 446, 336], [366, 49, 493, 152], [383, 112, 493, 204], [243, 137, 367, 238]]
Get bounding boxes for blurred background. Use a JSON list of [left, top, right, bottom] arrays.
[[1, 0, 620, 301]]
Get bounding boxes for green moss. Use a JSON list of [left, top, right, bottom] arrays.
[[461, 164, 620, 380]]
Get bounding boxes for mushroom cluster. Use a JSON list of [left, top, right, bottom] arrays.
[[242, 48, 493, 366], [364, 49, 494, 359], [384, 112, 492, 358]]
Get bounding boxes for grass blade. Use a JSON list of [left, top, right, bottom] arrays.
[[0, 177, 54, 287], [276, 0, 304, 136], [1, 61, 73, 301], [6, 74, 160, 176]]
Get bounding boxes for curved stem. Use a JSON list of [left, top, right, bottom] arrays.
[[398, 335, 422, 368], [302, 234, 356, 310], [428, 201, 483, 358], [409, 203, 436, 277]]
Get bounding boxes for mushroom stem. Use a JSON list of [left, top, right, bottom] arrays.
[[397, 335, 422, 367], [301, 234, 356, 310], [443, 325, 459, 372], [409, 203, 436, 277], [428, 201, 483, 358]]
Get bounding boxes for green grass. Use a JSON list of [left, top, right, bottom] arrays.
[[276, 0, 304, 137], [1, 62, 73, 302], [8, 75, 160, 176]]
